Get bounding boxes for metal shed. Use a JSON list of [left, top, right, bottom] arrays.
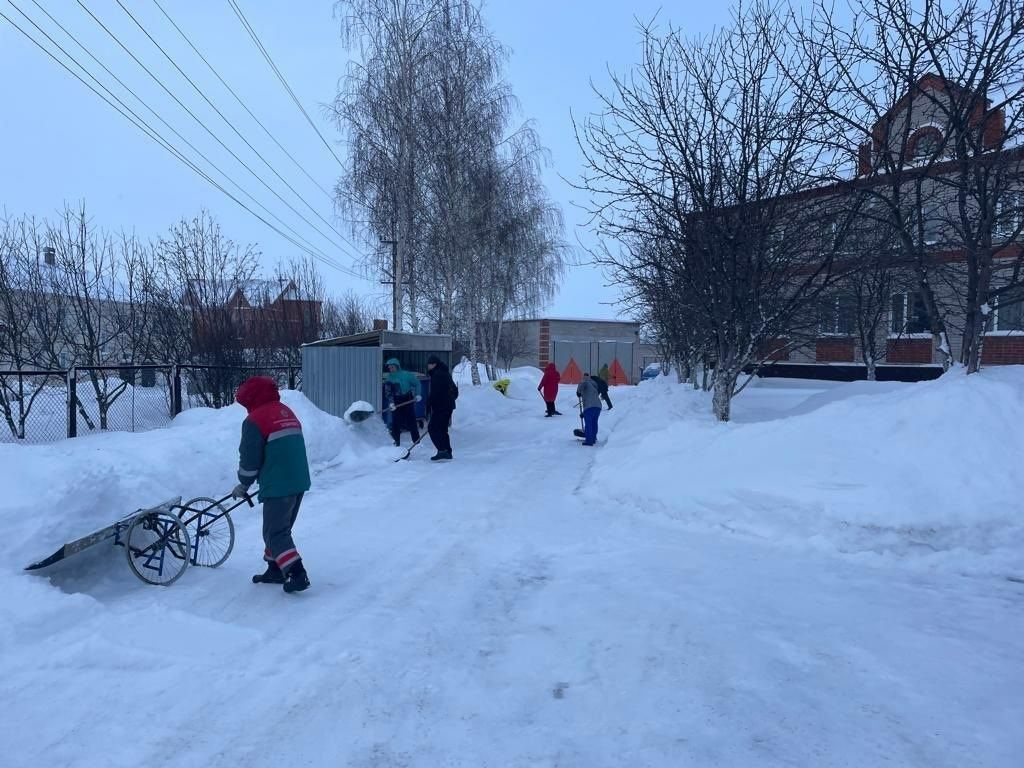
[[301, 330, 454, 419]]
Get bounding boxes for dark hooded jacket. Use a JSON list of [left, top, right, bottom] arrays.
[[426, 356, 457, 413], [538, 362, 560, 401], [236, 377, 311, 501]]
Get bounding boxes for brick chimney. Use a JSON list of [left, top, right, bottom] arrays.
[[857, 142, 872, 176], [372, 319, 388, 331]]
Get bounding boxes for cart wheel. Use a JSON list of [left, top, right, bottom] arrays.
[[178, 496, 235, 568], [125, 511, 191, 586]]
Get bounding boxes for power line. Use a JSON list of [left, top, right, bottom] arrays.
[[1, 1, 367, 281], [73, 0, 356, 267], [226, 0, 346, 168], [149, 0, 334, 200], [113, 0, 361, 263], [19, 0, 354, 278]]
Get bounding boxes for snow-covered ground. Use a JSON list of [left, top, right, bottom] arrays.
[[2, 368, 1022, 767]]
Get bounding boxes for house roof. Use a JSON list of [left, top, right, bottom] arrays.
[[304, 330, 453, 351], [504, 317, 640, 326], [871, 73, 994, 136], [184, 278, 297, 306], [229, 279, 295, 305]]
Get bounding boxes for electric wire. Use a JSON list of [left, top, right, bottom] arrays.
[[74, 0, 356, 267], [115, 0, 361, 262], [1, 1, 367, 280]]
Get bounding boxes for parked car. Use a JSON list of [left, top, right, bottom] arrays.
[[641, 363, 665, 381]]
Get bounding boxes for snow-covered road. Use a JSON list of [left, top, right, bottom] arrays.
[[3, 376, 1022, 767]]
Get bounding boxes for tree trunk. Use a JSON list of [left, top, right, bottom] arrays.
[[712, 371, 733, 422], [963, 260, 992, 375], [468, 315, 482, 386]]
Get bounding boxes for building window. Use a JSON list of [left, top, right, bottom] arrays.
[[818, 294, 855, 336], [911, 127, 943, 162], [922, 203, 943, 245], [891, 292, 930, 334], [996, 192, 1022, 239], [993, 293, 1024, 332]]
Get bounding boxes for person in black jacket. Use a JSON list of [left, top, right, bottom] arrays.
[[590, 373, 613, 410], [425, 355, 456, 461]]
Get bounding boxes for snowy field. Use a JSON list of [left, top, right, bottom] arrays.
[[1, 367, 1022, 767]]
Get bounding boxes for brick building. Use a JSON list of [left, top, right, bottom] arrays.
[[758, 74, 1023, 380]]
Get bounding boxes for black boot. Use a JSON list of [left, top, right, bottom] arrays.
[[283, 560, 310, 593], [252, 562, 284, 584], [430, 450, 453, 461]]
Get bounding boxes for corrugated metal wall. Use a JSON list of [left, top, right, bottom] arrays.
[[301, 346, 383, 418]]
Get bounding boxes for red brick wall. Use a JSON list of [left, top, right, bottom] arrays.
[[886, 338, 933, 364], [981, 336, 1024, 365], [857, 143, 872, 176], [758, 338, 790, 361], [980, 108, 1005, 150], [538, 320, 551, 366], [816, 338, 855, 362]]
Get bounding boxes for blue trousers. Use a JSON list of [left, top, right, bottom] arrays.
[[582, 406, 601, 445]]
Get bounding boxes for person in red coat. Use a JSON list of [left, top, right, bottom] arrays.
[[537, 362, 562, 417]]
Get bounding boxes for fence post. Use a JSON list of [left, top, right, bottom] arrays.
[[288, 366, 297, 390], [66, 367, 77, 439], [171, 366, 182, 416]]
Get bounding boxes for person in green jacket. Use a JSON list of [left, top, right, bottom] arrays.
[[385, 358, 421, 446], [232, 376, 312, 594]]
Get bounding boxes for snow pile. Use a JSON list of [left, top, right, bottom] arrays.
[[343, 399, 376, 423], [591, 368, 1024, 574], [0, 390, 384, 570]]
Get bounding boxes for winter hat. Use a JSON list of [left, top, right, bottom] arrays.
[[235, 376, 281, 411], [426, 355, 443, 366]]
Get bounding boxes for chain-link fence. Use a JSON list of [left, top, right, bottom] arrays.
[[70, 366, 176, 439], [0, 371, 69, 444], [1, 364, 300, 445], [178, 365, 300, 411]]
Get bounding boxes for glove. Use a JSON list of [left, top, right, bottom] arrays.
[[415, 395, 422, 402], [389, 403, 396, 412], [231, 483, 251, 500]]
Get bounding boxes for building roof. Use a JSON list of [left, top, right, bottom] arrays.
[[507, 317, 640, 325], [303, 330, 453, 351]]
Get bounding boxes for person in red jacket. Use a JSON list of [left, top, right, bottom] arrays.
[[537, 362, 562, 417], [232, 376, 312, 594]]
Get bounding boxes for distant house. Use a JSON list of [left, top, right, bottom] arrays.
[[184, 279, 322, 351]]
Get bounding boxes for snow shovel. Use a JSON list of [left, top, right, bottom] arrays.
[[394, 432, 427, 462], [573, 399, 585, 440]]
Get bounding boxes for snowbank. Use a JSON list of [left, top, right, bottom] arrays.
[[592, 368, 1024, 575], [0, 391, 385, 571]]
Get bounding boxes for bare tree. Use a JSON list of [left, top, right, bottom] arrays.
[[45, 205, 158, 431], [795, 0, 1024, 373], [333, 0, 565, 377], [321, 290, 381, 338], [0, 215, 66, 439], [333, 0, 446, 331], [155, 212, 261, 407], [578, 7, 842, 421]]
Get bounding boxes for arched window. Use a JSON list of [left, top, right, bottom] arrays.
[[910, 128, 942, 161]]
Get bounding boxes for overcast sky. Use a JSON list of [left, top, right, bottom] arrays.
[[0, 1, 738, 320]]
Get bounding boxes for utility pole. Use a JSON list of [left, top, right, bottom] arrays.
[[380, 236, 403, 331]]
